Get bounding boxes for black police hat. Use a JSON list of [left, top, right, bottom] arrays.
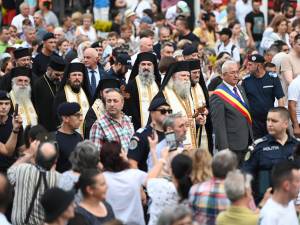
[[148, 97, 170, 111], [43, 32, 55, 41], [0, 90, 10, 101], [248, 54, 265, 63]]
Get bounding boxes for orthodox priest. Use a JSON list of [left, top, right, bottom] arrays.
[[32, 55, 66, 131], [83, 75, 120, 138], [189, 60, 213, 153], [123, 52, 161, 130], [157, 61, 207, 148], [9, 67, 38, 128], [53, 62, 92, 136]]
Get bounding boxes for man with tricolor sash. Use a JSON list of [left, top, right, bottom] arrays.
[[210, 60, 253, 165]]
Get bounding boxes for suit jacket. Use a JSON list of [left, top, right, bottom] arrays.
[[209, 83, 253, 151], [85, 65, 104, 99]]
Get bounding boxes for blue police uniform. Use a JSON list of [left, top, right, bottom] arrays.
[[105, 68, 127, 87], [242, 72, 284, 139], [243, 134, 299, 202], [127, 125, 165, 172]]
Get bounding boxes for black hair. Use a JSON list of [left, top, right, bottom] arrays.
[[271, 161, 299, 189], [268, 106, 290, 121], [171, 154, 193, 202], [202, 12, 215, 22], [75, 169, 101, 196], [264, 62, 276, 68], [24, 125, 48, 148]]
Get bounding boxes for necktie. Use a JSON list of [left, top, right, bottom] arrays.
[[90, 70, 96, 96], [233, 87, 241, 100]]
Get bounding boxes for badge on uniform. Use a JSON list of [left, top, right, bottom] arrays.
[[129, 139, 138, 150]]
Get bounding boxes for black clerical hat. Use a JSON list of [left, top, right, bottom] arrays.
[[148, 97, 170, 111], [41, 187, 75, 223], [182, 45, 197, 56], [68, 62, 86, 73], [98, 77, 120, 90], [11, 66, 32, 79], [189, 60, 201, 71], [57, 102, 81, 116], [0, 90, 10, 101], [13, 47, 31, 59], [43, 32, 55, 41], [49, 55, 66, 71], [161, 61, 190, 88]]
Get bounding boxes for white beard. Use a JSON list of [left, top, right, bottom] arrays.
[[12, 84, 32, 104], [173, 79, 191, 100], [138, 66, 155, 87]]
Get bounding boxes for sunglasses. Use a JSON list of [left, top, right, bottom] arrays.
[[155, 109, 172, 115]]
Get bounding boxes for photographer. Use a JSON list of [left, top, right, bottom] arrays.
[[7, 140, 60, 225]]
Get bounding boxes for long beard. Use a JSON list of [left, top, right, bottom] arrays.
[[138, 67, 155, 87], [173, 79, 191, 99], [12, 84, 32, 104], [67, 80, 82, 93]]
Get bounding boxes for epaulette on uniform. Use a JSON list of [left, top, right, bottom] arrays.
[[245, 137, 268, 161], [268, 72, 278, 78], [243, 74, 251, 80], [136, 128, 145, 133], [252, 136, 268, 147]]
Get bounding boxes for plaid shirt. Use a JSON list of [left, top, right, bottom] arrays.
[[189, 178, 230, 225], [90, 112, 134, 152]]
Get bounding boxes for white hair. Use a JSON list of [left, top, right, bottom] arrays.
[[77, 41, 91, 62], [11, 77, 32, 104], [20, 2, 29, 11], [224, 169, 252, 202], [221, 60, 238, 74], [54, 27, 64, 34]]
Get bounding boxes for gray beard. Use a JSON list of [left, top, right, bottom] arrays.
[[139, 71, 155, 87], [12, 84, 32, 104], [173, 79, 191, 99]]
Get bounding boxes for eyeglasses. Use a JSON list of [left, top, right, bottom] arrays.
[[155, 109, 173, 115]]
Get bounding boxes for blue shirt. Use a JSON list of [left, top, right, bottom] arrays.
[[94, 0, 109, 8], [242, 72, 284, 119]]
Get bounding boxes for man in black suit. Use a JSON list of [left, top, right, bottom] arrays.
[[210, 60, 253, 165], [83, 48, 104, 99]]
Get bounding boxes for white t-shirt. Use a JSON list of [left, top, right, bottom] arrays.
[[259, 198, 298, 225], [215, 41, 240, 62], [235, 0, 252, 28], [11, 14, 35, 33], [288, 75, 300, 123], [104, 169, 147, 225]]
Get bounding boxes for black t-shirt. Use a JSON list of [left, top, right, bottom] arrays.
[[179, 32, 200, 44], [55, 130, 83, 173], [68, 201, 115, 225], [127, 125, 165, 172], [0, 115, 24, 172], [245, 11, 265, 42]]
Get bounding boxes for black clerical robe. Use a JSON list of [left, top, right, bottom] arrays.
[[32, 75, 58, 131], [123, 78, 159, 131]]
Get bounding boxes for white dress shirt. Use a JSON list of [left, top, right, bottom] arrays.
[[87, 66, 101, 87], [223, 81, 245, 102]]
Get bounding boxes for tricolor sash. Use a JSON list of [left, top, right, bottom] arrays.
[[213, 84, 252, 124]]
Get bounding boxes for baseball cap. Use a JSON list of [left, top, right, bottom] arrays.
[[116, 53, 132, 69]]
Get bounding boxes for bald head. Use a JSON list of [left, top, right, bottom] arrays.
[[84, 48, 99, 69], [140, 37, 153, 53], [36, 142, 58, 170]]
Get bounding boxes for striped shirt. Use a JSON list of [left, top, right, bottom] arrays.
[[7, 163, 60, 225], [189, 178, 230, 225], [90, 112, 134, 152]]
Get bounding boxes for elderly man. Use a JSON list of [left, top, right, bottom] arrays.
[[189, 150, 237, 225], [11, 2, 34, 33], [53, 62, 91, 135], [124, 52, 161, 130], [21, 27, 36, 48], [33, 55, 65, 131], [0, 47, 32, 92], [210, 60, 253, 164], [83, 48, 104, 98], [90, 88, 134, 152], [156, 60, 207, 149], [216, 170, 259, 225], [9, 67, 37, 128], [131, 37, 154, 65]]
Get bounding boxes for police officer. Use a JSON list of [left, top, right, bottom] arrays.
[[243, 107, 299, 202], [127, 97, 172, 171], [242, 54, 285, 139]]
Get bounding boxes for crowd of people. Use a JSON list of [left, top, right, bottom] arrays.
[[1, 0, 300, 225]]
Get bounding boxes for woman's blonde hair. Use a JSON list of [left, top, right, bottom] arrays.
[[189, 148, 213, 184]]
